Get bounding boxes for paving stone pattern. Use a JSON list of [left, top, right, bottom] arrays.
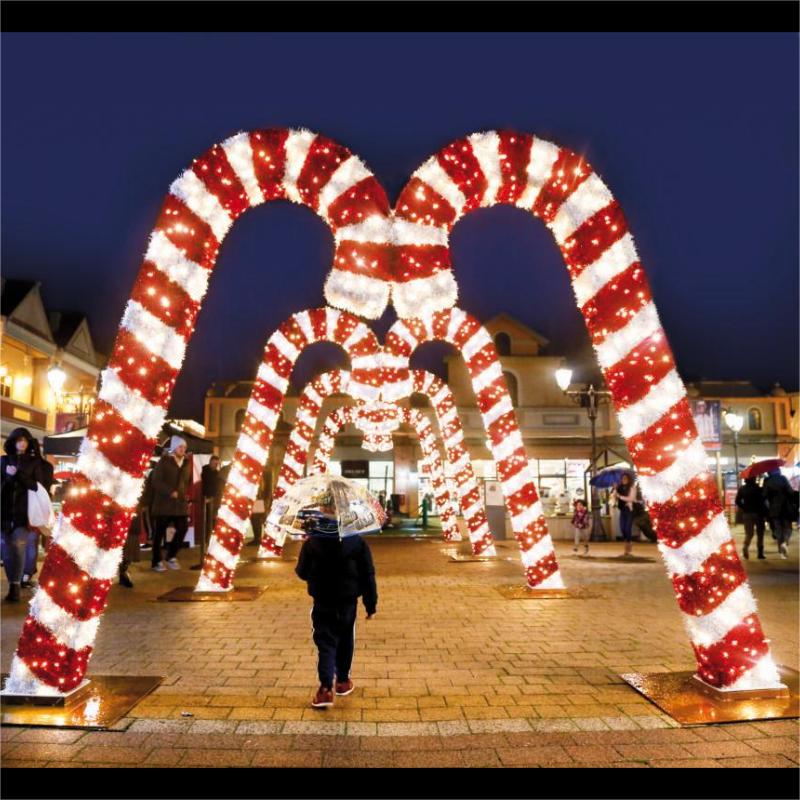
[[2, 533, 797, 768]]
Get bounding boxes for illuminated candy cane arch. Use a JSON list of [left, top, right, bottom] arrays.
[[3, 125, 394, 696], [196, 309, 382, 592], [259, 369, 494, 558], [389, 131, 782, 691], [311, 405, 462, 542]]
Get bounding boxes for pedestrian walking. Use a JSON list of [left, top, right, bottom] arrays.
[[295, 493, 378, 709], [1, 428, 54, 602], [735, 476, 767, 560], [150, 436, 191, 572], [571, 499, 591, 554], [22, 442, 54, 587], [762, 468, 795, 558], [614, 472, 637, 556], [249, 474, 267, 547], [201, 455, 223, 530]]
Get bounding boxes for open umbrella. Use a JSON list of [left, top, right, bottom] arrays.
[[267, 474, 386, 539], [590, 466, 635, 489], [740, 459, 785, 480]]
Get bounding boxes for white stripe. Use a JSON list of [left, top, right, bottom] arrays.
[[324, 269, 389, 320], [482, 394, 514, 429], [501, 468, 532, 498], [317, 155, 374, 220], [351, 355, 381, 373], [30, 590, 100, 652], [520, 535, 557, 570], [77, 439, 140, 509], [617, 369, 686, 438], [4, 657, 53, 696], [658, 514, 733, 577], [492, 430, 525, 463], [256, 361, 289, 395], [195, 574, 230, 592], [536, 572, 566, 590], [283, 129, 316, 205], [449, 452, 471, 475], [98, 367, 165, 439], [54, 516, 123, 581], [380, 374, 413, 402], [169, 169, 233, 241], [511, 500, 544, 531], [218, 505, 248, 535], [683, 583, 757, 649], [227, 466, 258, 501], [145, 230, 210, 303], [468, 131, 502, 206], [120, 300, 186, 370], [318, 371, 335, 397], [414, 157, 467, 217], [431, 383, 450, 408], [392, 218, 449, 246], [549, 172, 615, 244], [294, 407, 318, 433], [594, 302, 662, 369], [444, 429, 464, 452], [207, 538, 239, 571], [284, 452, 304, 477], [571, 233, 639, 307], [271, 329, 301, 362], [515, 137, 560, 210], [444, 308, 468, 344], [461, 328, 494, 362], [304, 384, 325, 408], [293, 310, 315, 344], [325, 306, 341, 340], [390, 320, 419, 351], [381, 353, 408, 370], [472, 361, 504, 394], [462, 502, 484, 523], [247, 399, 279, 431], [221, 132, 264, 207], [638, 438, 709, 504], [237, 433, 269, 465], [723, 654, 784, 692], [336, 216, 393, 244]]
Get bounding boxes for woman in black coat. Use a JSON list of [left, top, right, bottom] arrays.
[[1, 427, 53, 601]]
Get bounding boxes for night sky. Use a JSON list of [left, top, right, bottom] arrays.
[[2, 32, 798, 421]]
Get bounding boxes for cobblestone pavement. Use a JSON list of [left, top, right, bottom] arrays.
[[1, 530, 798, 768]]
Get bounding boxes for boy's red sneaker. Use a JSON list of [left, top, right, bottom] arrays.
[[335, 679, 354, 696], [311, 687, 334, 708]]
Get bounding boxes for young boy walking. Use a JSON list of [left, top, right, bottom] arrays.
[[295, 495, 378, 709]]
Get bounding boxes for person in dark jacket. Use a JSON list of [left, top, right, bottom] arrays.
[[735, 477, 767, 560], [150, 436, 191, 571], [1, 428, 53, 601], [201, 455, 223, 529], [295, 495, 377, 709], [22, 448, 54, 587], [762, 469, 794, 558]]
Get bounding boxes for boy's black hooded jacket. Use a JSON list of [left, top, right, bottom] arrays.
[[296, 534, 377, 614]]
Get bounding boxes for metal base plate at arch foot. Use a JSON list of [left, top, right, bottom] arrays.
[[620, 667, 799, 725], [156, 585, 267, 602], [496, 585, 602, 599]]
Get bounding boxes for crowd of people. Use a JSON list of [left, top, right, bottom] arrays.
[[735, 469, 797, 559]]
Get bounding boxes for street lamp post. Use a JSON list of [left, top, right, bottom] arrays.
[[724, 410, 744, 486], [555, 367, 612, 542]]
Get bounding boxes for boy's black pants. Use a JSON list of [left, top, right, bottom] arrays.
[[311, 599, 358, 689]]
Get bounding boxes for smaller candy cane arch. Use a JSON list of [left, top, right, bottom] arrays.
[[383, 308, 563, 589], [312, 405, 462, 542], [196, 309, 382, 592]]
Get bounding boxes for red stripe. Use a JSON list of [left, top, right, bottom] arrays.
[[430, 311, 452, 341], [334, 240, 395, 281], [561, 200, 627, 277], [325, 175, 390, 228], [495, 449, 529, 485], [347, 330, 379, 359], [393, 245, 450, 282], [250, 381, 284, 416], [466, 343, 501, 379], [581, 262, 650, 342], [384, 331, 413, 358], [88, 400, 153, 476], [649, 473, 723, 550], [155, 196, 219, 269], [131, 262, 199, 340], [249, 128, 289, 200], [225, 492, 251, 521], [330, 310, 358, 348], [693, 617, 769, 688], [263, 342, 295, 380], [17, 619, 91, 692], [497, 131, 533, 205], [475, 381, 508, 420], [61, 481, 133, 549], [108, 329, 178, 408], [233, 451, 263, 485], [437, 137, 487, 211], [603, 332, 676, 410], [240, 416, 274, 452], [38, 544, 112, 621], [259, 537, 283, 557], [531, 148, 592, 223], [308, 308, 329, 341], [395, 176, 457, 228], [672, 544, 746, 616], [449, 315, 482, 349], [200, 552, 234, 588], [627, 400, 696, 477], [507, 482, 541, 516], [192, 144, 249, 218], [279, 316, 310, 351], [208, 517, 244, 558], [526, 551, 559, 586], [295, 134, 351, 209]]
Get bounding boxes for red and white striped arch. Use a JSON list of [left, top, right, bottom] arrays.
[[383, 309, 563, 590], [391, 131, 782, 691], [312, 405, 462, 542], [196, 310, 382, 592], [258, 368, 493, 557]]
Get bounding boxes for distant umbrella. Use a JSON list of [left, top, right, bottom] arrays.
[[590, 466, 635, 489], [739, 459, 785, 480]]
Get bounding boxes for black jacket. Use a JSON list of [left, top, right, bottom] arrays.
[[201, 464, 223, 500], [1, 427, 53, 530], [150, 454, 192, 517], [735, 482, 765, 516], [762, 473, 794, 520], [296, 534, 377, 613]]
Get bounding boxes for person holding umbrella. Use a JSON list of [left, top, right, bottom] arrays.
[[613, 472, 638, 556], [761, 466, 794, 559], [735, 476, 767, 560], [291, 480, 379, 709]]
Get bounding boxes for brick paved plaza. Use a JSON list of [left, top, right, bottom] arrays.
[[1, 532, 798, 769]]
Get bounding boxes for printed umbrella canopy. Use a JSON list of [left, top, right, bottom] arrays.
[[590, 466, 636, 489], [267, 474, 386, 539]]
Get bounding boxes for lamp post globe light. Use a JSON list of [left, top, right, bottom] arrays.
[[554, 364, 611, 542], [47, 363, 67, 395], [724, 409, 744, 485]]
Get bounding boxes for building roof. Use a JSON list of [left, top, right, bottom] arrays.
[[484, 313, 550, 348], [0, 278, 38, 318], [692, 380, 764, 398], [48, 311, 86, 348]]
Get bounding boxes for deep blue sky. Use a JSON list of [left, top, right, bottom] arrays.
[[2, 32, 798, 421]]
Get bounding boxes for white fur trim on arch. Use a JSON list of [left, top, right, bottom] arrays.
[[390, 271, 459, 320], [221, 132, 265, 207], [324, 269, 390, 320]]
